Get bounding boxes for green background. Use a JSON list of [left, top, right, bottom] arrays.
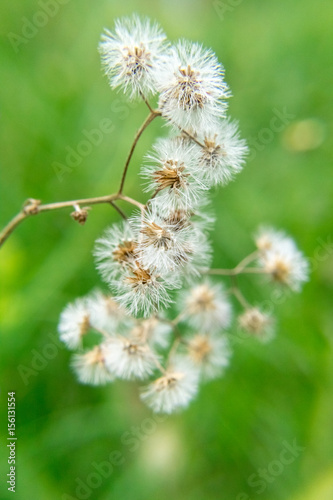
[[0, 0, 332, 499]]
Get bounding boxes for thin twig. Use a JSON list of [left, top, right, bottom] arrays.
[[118, 110, 161, 194], [231, 287, 250, 309], [110, 201, 127, 220], [0, 193, 144, 249]]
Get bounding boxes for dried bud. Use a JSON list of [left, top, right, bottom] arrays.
[[71, 206, 90, 225], [23, 198, 41, 215]]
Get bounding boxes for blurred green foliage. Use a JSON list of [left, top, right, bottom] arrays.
[[0, 0, 332, 499]]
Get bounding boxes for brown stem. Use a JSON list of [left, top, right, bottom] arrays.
[[110, 201, 127, 220], [118, 110, 161, 194], [0, 193, 144, 249]]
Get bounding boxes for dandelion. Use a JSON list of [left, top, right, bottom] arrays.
[[94, 221, 137, 283], [187, 333, 231, 380], [141, 137, 207, 212], [103, 337, 158, 380], [181, 280, 232, 331], [71, 345, 115, 386], [141, 357, 199, 413], [198, 119, 248, 186], [58, 298, 91, 349], [99, 15, 167, 98], [156, 41, 230, 132], [238, 308, 275, 342]]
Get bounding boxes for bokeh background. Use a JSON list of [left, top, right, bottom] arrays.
[[1, 0, 332, 499]]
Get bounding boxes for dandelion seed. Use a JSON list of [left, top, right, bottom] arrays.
[[71, 345, 115, 386], [141, 357, 199, 413], [99, 15, 168, 98], [156, 41, 230, 132]]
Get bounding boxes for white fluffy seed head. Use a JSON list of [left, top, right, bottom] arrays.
[[256, 229, 309, 291], [113, 264, 179, 318], [86, 290, 126, 334], [94, 221, 137, 283], [140, 356, 200, 414], [71, 345, 115, 386], [141, 137, 208, 212], [187, 333, 232, 380], [58, 298, 91, 349], [130, 203, 201, 275], [99, 15, 168, 98], [103, 336, 158, 380], [238, 308, 275, 343], [128, 317, 172, 350], [181, 280, 232, 331], [156, 40, 230, 133], [198, 119, 248, 186]]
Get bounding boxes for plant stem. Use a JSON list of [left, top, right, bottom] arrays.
[[0, 193, 144, 249], [118, 109, 161, 194]]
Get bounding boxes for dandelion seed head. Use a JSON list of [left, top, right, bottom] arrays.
[[104, 336, 158, 380], [141, 357, 199, 413], [157, 41, 230, 132], [99, 15, 168, 98], [71, 345, 115, 386], [58, 298, 91, 349]]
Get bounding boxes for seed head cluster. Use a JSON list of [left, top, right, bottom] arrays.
[[57, 15, 309, 414]]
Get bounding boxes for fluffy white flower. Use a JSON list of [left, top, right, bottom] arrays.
[[257, 231, 309, 291], [99, 15, 167, 98], [141, 357, 199, 413], [94, 221, 137, 283], [187, 333, 231, 380], [141, 137, 207, 212], [238, 308, 275, 343], [103, 337, 158, 380], [181, 280, 232, 331], [131, 204, 198, 275], [113, 264, 179, 317], [128, 317, 172, 349], [254, 226, 288, 253], [71, 345, 115, 386], [58, 298, 91, 349], [87, 290, 126, 334], [156, 41, 230, 132], [197, 119, 248, 186]]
